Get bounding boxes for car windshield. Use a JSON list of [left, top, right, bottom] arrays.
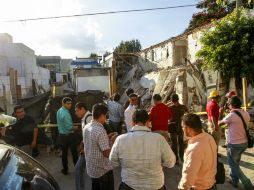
[[0, 144, 59, 190]]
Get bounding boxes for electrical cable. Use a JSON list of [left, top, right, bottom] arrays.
[[2, 4, 196, 23]]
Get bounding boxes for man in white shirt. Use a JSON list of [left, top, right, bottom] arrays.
[[124, 93, 138, 132], [110, 109, 176, 190], [74, 102, 92, 190]]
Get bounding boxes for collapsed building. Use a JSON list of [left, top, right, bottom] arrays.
[[105, 25, 254, 112]]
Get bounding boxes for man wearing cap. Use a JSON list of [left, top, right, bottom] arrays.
[[206, 90, 221, 147]]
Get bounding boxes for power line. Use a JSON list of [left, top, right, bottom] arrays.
[[2, 4, 196, 23]]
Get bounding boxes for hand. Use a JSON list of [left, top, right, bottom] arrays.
[[108, 132, 116, 138], [110, 134, 118, 144], [73, 125, 79, 130], [31, 140, 37, 149]]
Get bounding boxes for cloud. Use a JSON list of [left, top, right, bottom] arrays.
[[50, 18, 103, 57], [0, 0, 103, 58]]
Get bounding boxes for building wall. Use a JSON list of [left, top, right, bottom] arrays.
[[139, 41, 174, 70], [0, 34, 50, 101]]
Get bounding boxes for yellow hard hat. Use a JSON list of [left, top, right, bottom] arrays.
[[208, 90, 220, 99]]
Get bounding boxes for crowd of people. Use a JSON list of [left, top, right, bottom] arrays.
[[0, 88, 253, 190]]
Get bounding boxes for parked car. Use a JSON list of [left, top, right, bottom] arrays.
[[0, 143, 60, 190]]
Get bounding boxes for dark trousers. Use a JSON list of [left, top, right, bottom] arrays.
[[91, 170, 114, 190], [119, 182, 166, 190], [109, 120, 122, 134], [60, 133, 78, 171], [170, 129, 184, 161]]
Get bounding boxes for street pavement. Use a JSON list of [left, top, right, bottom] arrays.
[[36, 141, 254, 190]]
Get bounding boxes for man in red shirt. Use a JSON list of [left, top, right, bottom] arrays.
[[149, 94, 172, 143], [206, 90, 221, 147]]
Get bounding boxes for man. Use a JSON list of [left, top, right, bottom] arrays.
[[57, 97, 78, 175], [169, 94, 188, 164], [10, 105, 39, 157], [107, 93, 124, 134], [149, 94, 172, 142], [220, 91, 237, 148], [206, 90, 221, 147], [178, 113, 217, 190], [124, 93, 138, 132], [219, 96, 254, 189], [124, 88, 135, 110], [83, 103, 117, 190], [124, 88, 143, 110], [74, 102, 92, 190], [110, 109, 176, 190]]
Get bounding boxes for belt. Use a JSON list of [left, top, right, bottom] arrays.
[[120, 182, 166, 190], [60, 131, 74, 136]]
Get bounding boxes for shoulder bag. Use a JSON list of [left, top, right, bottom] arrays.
[[233, 110, 254, 148]]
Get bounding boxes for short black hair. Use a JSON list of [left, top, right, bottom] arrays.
[[92, 103, 108, 119], [113, 93, 121, 102], [229, 96, 241, 108], [75, 102, 88, 110], [132, 109, 149, 124], [171, 94, 179, 102], [14, 105, 24, 113], [126, 88, 134, 96], [62, 97, 72, 104], [182, 113, 202, 132], [153, 94, 162, 101], [129, 93, 138, 99]]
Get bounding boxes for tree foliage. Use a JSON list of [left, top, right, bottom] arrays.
[[89, 53, 98, 59], [196, 9, 254, 84], [186, 0, 254, 31], [114, 39, 142, 53]]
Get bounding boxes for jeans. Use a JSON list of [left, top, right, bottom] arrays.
[[60, 133, 78, 171], [170, 129, 184, 161], [91, 170, 114, 190], [75, 154, 86, 190], [227, 143, 253, 189]]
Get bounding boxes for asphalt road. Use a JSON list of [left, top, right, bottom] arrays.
[[36, 141, 254, 190]]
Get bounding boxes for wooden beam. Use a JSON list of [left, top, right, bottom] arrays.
[[242, 77, 248, 110]]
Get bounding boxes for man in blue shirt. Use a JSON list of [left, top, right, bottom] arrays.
[[57, 97, 78, 175]]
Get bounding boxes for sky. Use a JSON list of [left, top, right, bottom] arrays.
[[0, 0, 198, 59]]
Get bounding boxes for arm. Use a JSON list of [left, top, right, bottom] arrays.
[[63, 112, 73, 131], [178, 150, 202, 190], [98, 129, 111, 158], [119, 105, 124, 120], [31, 127, 38, 148], [161, 137, 176, 168], [149, 107, 154, 122], [210, 116, 219, 131], [109, 137, 120, 167]]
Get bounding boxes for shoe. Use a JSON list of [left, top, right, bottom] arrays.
[[228, 179, 238, 188], [61, 169, 68, 175]]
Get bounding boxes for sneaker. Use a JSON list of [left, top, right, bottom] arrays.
[[228, 179, 238, 188], [61, 169, 68, 175]]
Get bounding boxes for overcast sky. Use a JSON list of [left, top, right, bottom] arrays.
[[0, 0, 198, 59]]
